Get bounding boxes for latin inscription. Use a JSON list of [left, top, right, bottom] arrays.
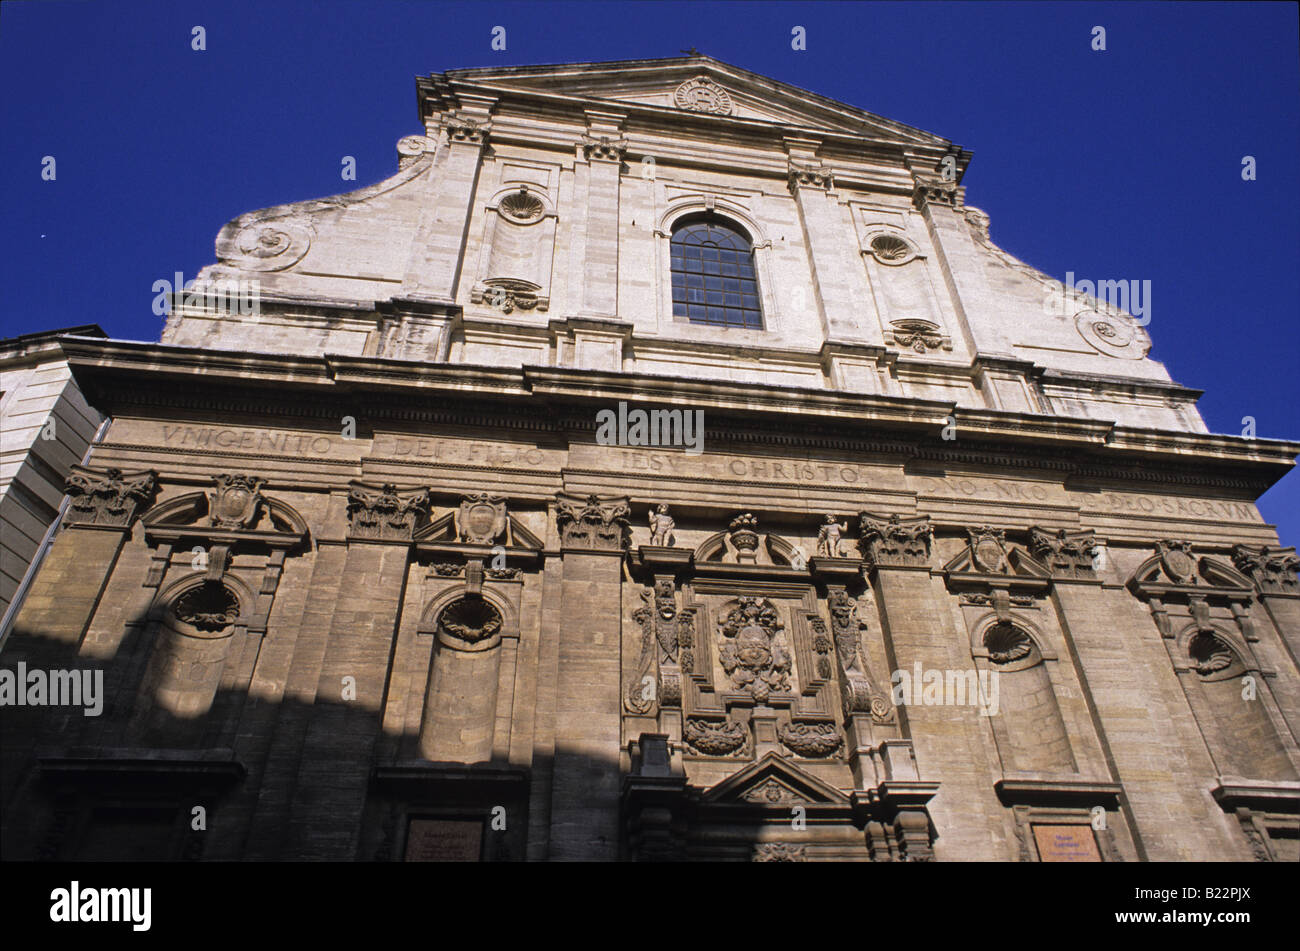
[[1091, 492, 1257, 522], [916, 475, 1053, 502], [162, 425, 334, 454]]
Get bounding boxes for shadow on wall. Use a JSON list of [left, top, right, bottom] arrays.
[[1, 603, 838, 862]]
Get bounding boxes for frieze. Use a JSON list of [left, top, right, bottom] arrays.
[[752, 842, 807, 862], [1086, 491, 1259, 523], [1029, 527, 1097, 579]]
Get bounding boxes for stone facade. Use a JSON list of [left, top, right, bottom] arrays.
[[2, 56, 1298, 862], [0, 326, 106, 625]]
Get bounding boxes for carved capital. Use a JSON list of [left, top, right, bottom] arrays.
[[752, 842, 807, 862], [581, 134, 627, 162], [788, 161, 833, 193], [858, 512, 932, 568], [1029, 527, 1097, 579], [63, 465, 158, 529], [1233, 544, 1299, 595], [556, 493, 630, 551], [346, 481, 429, 541], [443, 116, 488, 146], [911, 178, 961, 210]]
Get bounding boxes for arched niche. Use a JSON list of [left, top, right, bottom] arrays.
[[129, 573, 254, 743], [415, 585, 519, 764], [971, 615, 1076, 774], [1173, 622, 1298, 783]]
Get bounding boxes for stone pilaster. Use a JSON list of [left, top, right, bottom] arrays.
[[283, 484, 426, 859], [1047, 572, 1247, 860], [785, 137, 865, 340], [578, 110, 626, 319], [858, 511, 1001, 858], [402, 94, 494, 301], [548, 493, 629, 860]]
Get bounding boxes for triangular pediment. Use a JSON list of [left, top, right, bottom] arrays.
[[437, 56, 949, 145], [702, 751, 848, 805]]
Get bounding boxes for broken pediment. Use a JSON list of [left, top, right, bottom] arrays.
[[141, 478, 308, 546], [1127, 541, 1255, 597], [943, 531, 1052, 585]]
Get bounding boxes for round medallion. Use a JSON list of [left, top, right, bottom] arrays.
[[674, 77, 734, 115], [1074, 310, 1150, 360]]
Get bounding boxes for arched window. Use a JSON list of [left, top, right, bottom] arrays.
[[670, 217, 763, 329]]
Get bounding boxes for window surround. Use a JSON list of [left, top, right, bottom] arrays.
[[653, 198, 778, 335]]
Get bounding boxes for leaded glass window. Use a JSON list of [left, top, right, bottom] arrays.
[[669, 218, 763, 329]]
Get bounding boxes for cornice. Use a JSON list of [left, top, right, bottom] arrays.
[[57, 339, 1299, 493]]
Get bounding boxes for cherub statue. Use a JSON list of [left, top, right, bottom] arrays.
[[648, 503, 675, 547], [816, 513, 847, 558]]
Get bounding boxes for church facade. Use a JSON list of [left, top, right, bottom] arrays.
[[2, 55, 1298, 862]]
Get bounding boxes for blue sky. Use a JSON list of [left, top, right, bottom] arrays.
[[2, 1, 1297, 544]]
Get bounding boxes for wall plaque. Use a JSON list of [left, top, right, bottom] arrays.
[[404, 819, 483, 862], [1032, 824, 1101, 862]]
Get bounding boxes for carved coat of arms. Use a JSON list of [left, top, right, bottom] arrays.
[[456, 493, 507, 545], [718, 597, 791, 702]]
